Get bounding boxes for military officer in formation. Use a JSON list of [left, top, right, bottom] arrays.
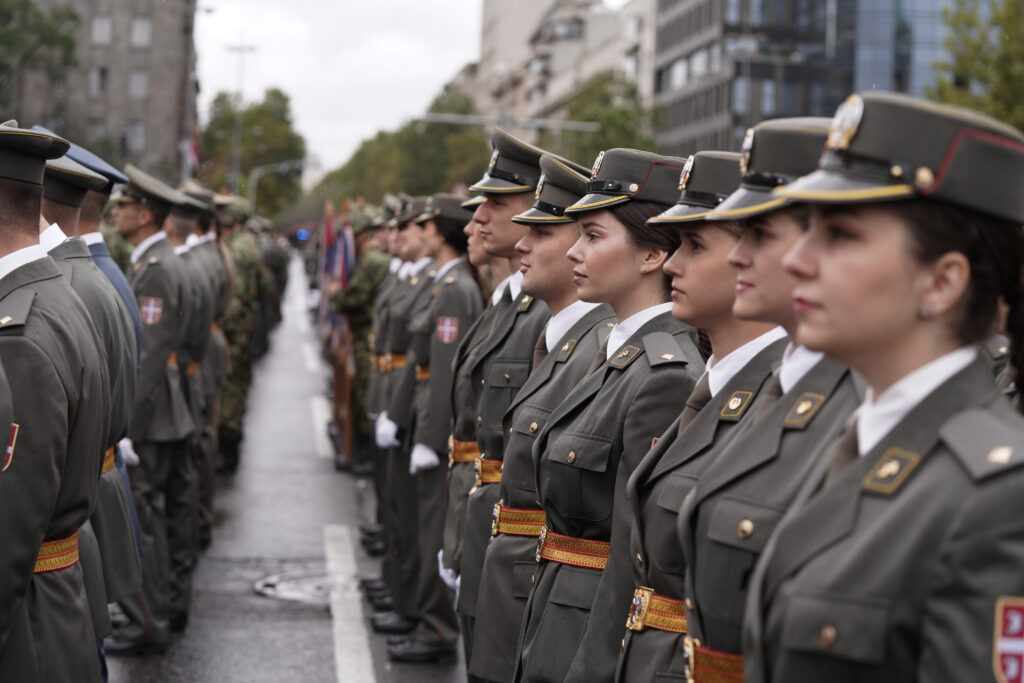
[[349, 89, 1024, 683]]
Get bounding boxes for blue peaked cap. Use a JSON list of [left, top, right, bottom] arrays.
[[31, 125, 127, 194]]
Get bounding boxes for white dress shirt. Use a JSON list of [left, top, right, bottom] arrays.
[[702, 326, 788, 397], [433, 256, 464, 282], [490, 270, 524, 306], [778, 343, 826, 394], [81, 232, 105, 246], [0, 244, 47, 280], [39, 223, 68, 252], [130, 230, 168, 264], [606, 302, 674, 360], [545, 300, 602, 353]]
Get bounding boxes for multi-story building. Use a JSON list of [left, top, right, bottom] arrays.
[[653, 0, 950, 156], [11, 0, 198, 181]]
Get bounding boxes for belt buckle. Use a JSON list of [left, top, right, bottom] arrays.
[[684, 635, 699, 683], [535, 527, 548, 563], [625, 586, 654, 631], [474, 458, 482, 488], [490, 502, 502, 539]]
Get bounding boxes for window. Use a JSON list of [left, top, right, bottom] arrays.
[[670, 58, 688, 90], [732, 76, 750, 116], [624, 54, 639, 82], [690, 48, 708, 80], [726, 0, 740, 23], [129, 70, 148, 99], [125, 122, 146, 155], [750, 0, 765, 26], [91, 16, 112, 45], [130, 17, 152, 47], [88, 67, 107, 98], [761, 79, 776, 115], [709, 41, 722, 73]]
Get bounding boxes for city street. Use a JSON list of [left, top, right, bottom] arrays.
[[109, 256, 465, 683]]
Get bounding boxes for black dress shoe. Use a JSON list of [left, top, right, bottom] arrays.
[[386, 634, 409, 646], [368, 592, 394, 612], [348, 459, 374, 476], [104, 635, 168, 656], [169, 613, 189, 632], [371, 611, 417, 634], [362, 539, 386, 557], [358, 523, 383, 536], [364, 584, 391, 599], [387, 638, 456, 663], [359, 576, 387, 592], [333, 456, 352, 472]]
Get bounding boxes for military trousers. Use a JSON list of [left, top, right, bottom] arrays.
[[382, 443, 420, 618], [408, 463, 459, 649]]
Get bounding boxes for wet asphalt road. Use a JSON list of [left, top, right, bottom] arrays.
[[109, 255, 466, 682]]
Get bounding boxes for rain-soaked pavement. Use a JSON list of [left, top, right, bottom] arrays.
[[109, 255, 466, 683]]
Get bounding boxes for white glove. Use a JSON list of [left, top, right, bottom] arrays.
[[374, 412, 400, 449], [437, 549, 458, 590], [118, 437, 139, 467], [410, 443, 441, 474], [455, 575, 461, 605]]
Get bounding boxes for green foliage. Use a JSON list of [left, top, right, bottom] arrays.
[[199, 88, 306, 217], [0, 0, 79, 107], [928, 0, 1024, 132], [539, 74, 656, 167], [312, 84, 490, 205]]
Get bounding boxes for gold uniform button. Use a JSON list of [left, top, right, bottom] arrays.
[[477, 416, 483, 426], [503, 373, 511, 383], [481, 379, 485, 386], [567, 450, 576, 463], [621, 638, 625, 650], [529, 422, 538, 433], [819, 624, 838, 649], [635, 553, 643, 568], [737, 519, 755, 539], [685, 598, 694, 610]]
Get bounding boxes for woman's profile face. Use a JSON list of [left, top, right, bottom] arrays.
[[566, 209, 647, 305], [663, 224, 741, 329], [420, 219, 444, 260], [783, 205, 934, 364], [728, 210, 804, 328]]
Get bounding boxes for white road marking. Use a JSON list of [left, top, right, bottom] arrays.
[[324, 525, 375, 683], [310, 395, 334, 460]]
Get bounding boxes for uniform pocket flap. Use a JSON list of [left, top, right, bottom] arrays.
[[512, 561, 536, 598], [548, 432, 614, 472], [510, 405, 551, 438], [705, 498, 784, 554], [486, 359, 531, 388], [781, 593, 888, 664], [654, 471, 698, 512], [549, 565, 601, 609]]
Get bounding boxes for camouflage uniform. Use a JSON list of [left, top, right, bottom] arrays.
[[331, 244, 390, 439], [100, 217, 134, 272]]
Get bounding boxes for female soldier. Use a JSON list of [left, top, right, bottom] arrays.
[[743, 91, 1024, 683], [513, 149, 704, 683], [613, 151, 788, 682], [671, 118, 863, 682], [388, 193, 483, 662]]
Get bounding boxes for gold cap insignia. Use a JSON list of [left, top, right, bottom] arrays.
[[591, 151, 605, 179], [739, 128, 755, 173], [678, 155, 695, 191], [488, 150, 499, 170], [826, 94, 864, 151], [863, 447, 920, 494], [914, 166, 935, 190], [535, 175, 545, 200]]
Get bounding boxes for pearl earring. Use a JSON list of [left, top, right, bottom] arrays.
[[641, 265, 647, 273], [919, 303, 934, 319]]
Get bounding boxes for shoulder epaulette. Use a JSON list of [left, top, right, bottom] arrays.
[[940, 408, 1024, 481], [643, 331, 690, 367], [0, 289, 36, 331]]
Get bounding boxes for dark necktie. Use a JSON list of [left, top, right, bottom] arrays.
[[587, 340, 609, 376], [824, 419, 860, 485], [532, 327, 548, 370], [678, 373, 712, 433], [752, 372, 784, 421]]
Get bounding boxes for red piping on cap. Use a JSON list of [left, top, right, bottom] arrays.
[[924, 128, 1024, 196]]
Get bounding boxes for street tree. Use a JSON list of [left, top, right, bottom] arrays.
[[0, 0, 79, 109], [199, 87, 306, 217], [928, 0, 1024, 132]]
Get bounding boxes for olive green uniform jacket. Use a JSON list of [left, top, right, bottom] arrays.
[[0, 256, 110, 682], [743, 355, 1024, 683], [514, 312, 701, 683], [470, 303, 614, 682]]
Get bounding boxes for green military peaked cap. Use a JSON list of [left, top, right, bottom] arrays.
[[170, 192, 213, 218], [513, 154, 589, 225], [707, 117, 830, 221], [43, 154, 109, 208], [470, 128, 583, 194], [0, 120, 69, 185], [122, 163, 188, 213], [180, 179, 216, 212], [650, 151, 743, 223], [566, 148, 690, 215], [461, 195, 485, 209], [397, 196, 428, 229], [414, 193, 475, 226], [776, 91, 1024, 224]]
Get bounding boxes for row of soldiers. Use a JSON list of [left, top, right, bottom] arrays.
[[336, 89, 1024, 683], [0, 119, 282, 680]]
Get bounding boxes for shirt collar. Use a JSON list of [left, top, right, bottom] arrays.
[[130, 230, 168, 264], [855, 346, 978, 456], [545, 300, 602, 353], [202, 231, 217, 243], [778, 343, 826, 394], [0, 244, 48, 281], [389, 257, 402, 274], [40, 223, 68, 253], [80, 231, 105, 246], [185, 233, 201, 248], [508, 270, 523, 301], [703, 326, 788, 397], [606, 302, 674, 360], [434, 257, 464, 282], [174, 243, 191, 255], [491, 273, 514, 306]]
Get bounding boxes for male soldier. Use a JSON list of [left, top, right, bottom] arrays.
[[454, 130, 556, 666], [164, 194, 216, 629], [330, 212, 390, 473], [470, 155, 614, 682], [39, 152, 142, 667], [107, 165, 195, 654], [370, 196, 437, 633], [0, 122, 110, 681]]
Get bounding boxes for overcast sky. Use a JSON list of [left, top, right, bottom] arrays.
[[195, 0, 484, 176]]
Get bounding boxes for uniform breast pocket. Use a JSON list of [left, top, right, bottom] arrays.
[[543, 431, 615, 521], [648, 471, 698, 574], [409, 330, 430, 365], [504, 406, 550, 493], [485, 359, 531, 391], [781, 592, 888, 665], [696, 498, 784, 622]]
